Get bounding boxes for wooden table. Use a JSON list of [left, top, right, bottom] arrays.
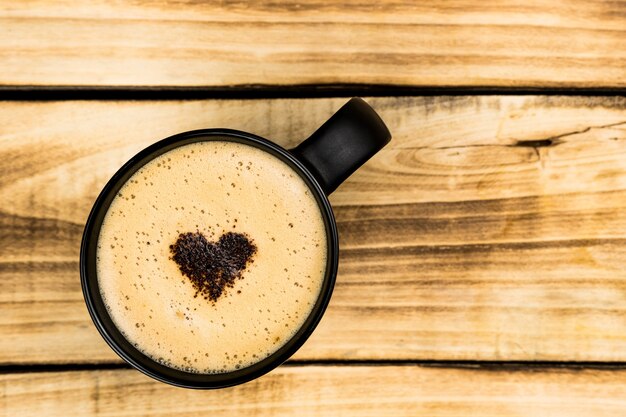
[[2, 1, 626, 416]]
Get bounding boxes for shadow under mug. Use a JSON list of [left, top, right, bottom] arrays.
[[80, 97, 391, 388]]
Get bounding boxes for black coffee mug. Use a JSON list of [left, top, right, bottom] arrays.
[[81, 97, 391, 388]]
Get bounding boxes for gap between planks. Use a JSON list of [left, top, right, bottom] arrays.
[[7, 360, 626, 375], [1, 85, 626, 101]]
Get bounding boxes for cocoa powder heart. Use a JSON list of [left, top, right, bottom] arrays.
[[169, 231, 257, 303]]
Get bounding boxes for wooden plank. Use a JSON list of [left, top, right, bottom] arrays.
[[0, 1, 625, 88], [4, 366, 626, 416], [1, 96, 626, 364]]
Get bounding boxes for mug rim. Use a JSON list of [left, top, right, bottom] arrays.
[[80, 128, 339, 389]]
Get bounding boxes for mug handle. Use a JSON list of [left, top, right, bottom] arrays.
[[290, 98, 391, 195]]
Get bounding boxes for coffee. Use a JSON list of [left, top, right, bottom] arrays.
[[96, 141, 327, 374]]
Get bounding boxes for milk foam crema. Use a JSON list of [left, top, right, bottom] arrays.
[[96, 141, 327, 374]]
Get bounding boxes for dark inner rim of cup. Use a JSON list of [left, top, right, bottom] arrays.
[[80, 129, 339, 389]]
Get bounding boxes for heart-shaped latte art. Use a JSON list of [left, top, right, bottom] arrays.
[[170, 231, 257, 303]]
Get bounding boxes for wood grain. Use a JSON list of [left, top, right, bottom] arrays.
[[2, 96, 626, 364], [0, 1, 625, 88], [4, 366, 626, 416]]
